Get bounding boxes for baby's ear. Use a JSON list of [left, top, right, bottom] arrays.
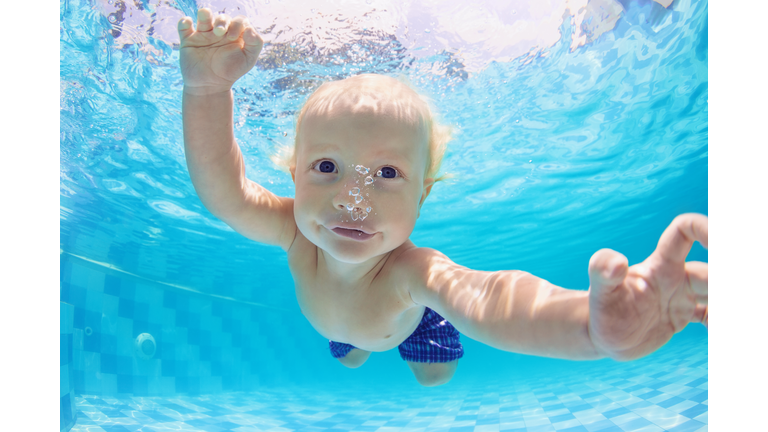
[[419, 178, 435, 209]]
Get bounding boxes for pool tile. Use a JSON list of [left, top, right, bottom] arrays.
[[64, 272, 708, 432]]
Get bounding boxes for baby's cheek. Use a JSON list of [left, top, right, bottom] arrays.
[[292, 196, 312, 229]]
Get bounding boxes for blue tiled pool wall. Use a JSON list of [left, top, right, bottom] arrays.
[[61, 302, 77, 432], [59, 254, 356, 397], [59, 248, 709, 398]]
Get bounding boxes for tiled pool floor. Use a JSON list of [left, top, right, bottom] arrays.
[[69, 338, 707, 432]]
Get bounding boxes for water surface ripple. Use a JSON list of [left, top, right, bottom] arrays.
[[60, 0, 707, 301]]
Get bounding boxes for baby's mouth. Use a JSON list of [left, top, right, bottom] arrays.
[[330, 227, 374, 241]]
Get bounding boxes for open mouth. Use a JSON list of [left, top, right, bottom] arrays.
[[331, 227, 374, 241]]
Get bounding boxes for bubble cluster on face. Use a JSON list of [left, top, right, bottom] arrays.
[[347, 165, 375, 221]]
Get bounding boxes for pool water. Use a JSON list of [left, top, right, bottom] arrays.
[[59, 0, 708, 430]]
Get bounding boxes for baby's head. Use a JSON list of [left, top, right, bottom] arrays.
[[279, 74, 452, 263], [275, 74, 451, 182]]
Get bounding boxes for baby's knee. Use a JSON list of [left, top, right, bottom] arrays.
[[408, 360, 458, 387], [338, 348, 370, 368]]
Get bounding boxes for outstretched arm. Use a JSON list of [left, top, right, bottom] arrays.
[[404, 213, 708, 361], [404, 249, 600, 359], [180, 9, 296, 250]]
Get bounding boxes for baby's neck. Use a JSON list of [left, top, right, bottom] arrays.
[[317, 248, 393, 287]]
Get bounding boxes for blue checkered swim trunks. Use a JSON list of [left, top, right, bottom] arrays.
[[329, 307, 464, 363]]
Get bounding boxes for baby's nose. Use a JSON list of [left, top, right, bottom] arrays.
[[331, 186, 351, 210]]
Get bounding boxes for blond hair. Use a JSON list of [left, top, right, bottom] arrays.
[[271, 74, 452, 182]]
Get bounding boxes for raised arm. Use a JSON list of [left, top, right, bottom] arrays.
[[179, 9, 296, 250], [403, 214, 708, 362]]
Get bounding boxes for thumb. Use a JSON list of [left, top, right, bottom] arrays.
[[588, 248, 629, 296], [242, 27, 264, 62]]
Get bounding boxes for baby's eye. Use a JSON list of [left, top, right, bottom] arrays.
[[376, 166, 400, 179], [313, 160, 337, 173]]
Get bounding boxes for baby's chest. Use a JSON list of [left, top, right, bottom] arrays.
[[287, 250, 416, 347], [294, 275, 412, 342]]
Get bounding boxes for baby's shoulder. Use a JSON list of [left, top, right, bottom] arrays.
[[385, 244, 459, 305], [389, 243, 450, 283]]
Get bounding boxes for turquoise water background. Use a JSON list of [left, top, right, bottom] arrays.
[[58, 0, 708, 426]]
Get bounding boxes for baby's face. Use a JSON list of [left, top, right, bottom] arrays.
[[292, 108, 432, 264]]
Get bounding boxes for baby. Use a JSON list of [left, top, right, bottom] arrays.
[[178, 9, 708, 386]]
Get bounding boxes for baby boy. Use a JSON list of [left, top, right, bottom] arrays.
[[178, 9, 708, 386]]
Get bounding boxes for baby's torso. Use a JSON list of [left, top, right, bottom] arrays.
[[286, 232, 424, 352]]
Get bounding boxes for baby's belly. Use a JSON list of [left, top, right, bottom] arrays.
[[299, 300, 424, 352]]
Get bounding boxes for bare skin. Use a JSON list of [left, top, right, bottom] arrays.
[[179, 9, 708, 386]]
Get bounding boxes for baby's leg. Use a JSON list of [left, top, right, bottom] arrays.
[[406, 360, 458, 387], [338, 348, 370, 368]]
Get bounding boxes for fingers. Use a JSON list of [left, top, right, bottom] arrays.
[[693, 304, 708, 327], [196, 8, 214, 33], [178, 16, 194, 40], [212, 14, 232, 37], [654, 213, 708, 263], [242, 25, 264, 59], [223, 15, 263, 59], [224, 16, 247, 41], [685, 261, 708, 298], [180, 8, 262, 61], [685, 260, 707, 328], [588, 248, 629, 296]]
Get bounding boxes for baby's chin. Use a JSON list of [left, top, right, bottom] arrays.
[[318, 240, 390, 265]]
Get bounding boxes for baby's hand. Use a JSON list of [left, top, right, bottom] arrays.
[[587, 214, 708, 360], [178, 8, 264, 95]]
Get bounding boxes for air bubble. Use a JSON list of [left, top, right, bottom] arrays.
[[377, 170, 382, 177], [108, 15, 117, 23], [346, 203, 354, 211], [364, 176, 373, 185], [347, 206, 369, 221], [349, 187, 360, 196], [366, 207, 371, 212], [355, 195, 363, 204], [355, 165, 370, 175]]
